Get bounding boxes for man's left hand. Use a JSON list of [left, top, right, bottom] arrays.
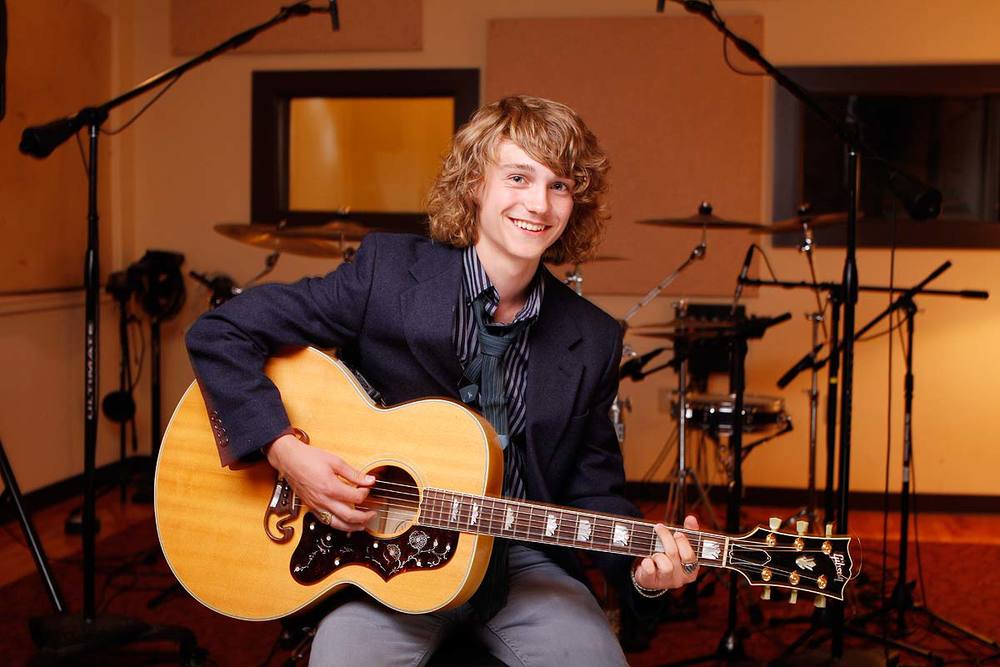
[[633, 514, 700, 591]]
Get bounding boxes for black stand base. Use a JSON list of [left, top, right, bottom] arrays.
[[64, 509, 101, 536], [28, 612, 203, 666], [657, 624, 758, 667], [774, 647, 897, 667]]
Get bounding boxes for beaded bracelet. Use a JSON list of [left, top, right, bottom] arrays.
[[631, 566, 669, 598]]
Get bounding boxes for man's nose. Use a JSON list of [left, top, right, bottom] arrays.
[[524, 183, 550, 215]]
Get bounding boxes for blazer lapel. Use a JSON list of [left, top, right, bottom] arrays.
[[525, 272, 584, 476], [400, 242, 464, 395]]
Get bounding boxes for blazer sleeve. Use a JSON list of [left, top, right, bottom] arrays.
[[185, 233, 380, 466]]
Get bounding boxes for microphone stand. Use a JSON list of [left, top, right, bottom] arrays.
[[20, 3, 333, 662], [748, 264, 991, 663], [673, 0, 943, 659]]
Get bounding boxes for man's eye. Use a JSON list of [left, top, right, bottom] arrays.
[[509, 175, 526, 184], [552, 182, 571, 192]]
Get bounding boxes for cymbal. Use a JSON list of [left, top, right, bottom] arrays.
[[638, 214, 765, 231], [630, 318, 738, 330], [552, 255, 627, 266], [753, 212, 857, 234], [633, 326, 735, 341], [214, 221, 371, 258]]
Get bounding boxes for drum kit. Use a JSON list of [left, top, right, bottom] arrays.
[[194, 202, 845, 534]]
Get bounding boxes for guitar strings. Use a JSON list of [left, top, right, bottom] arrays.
[[366, 481, 844, 554], [322, 498, 841, 565], [290, 479, 850, 581]]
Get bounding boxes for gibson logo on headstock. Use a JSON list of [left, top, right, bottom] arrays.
[[831, 552, 847, 582]]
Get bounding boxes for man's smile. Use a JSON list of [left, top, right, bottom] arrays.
[[509, 217, 549, 233]]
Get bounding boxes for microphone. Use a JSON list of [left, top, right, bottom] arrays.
[[328, 0, 340, 31], [776, 343, 824, 389], [620, 347, 667, 381], [681, 0, 715, 16], [729, 245, 754, 316], [20, 114, 86, 158]]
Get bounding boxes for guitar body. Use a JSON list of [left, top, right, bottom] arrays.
[[155, 347, 503, 621]]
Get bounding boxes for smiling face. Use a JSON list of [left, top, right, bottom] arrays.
[[474, 141, 575, 270]]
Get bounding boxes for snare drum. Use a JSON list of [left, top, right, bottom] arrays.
[[673, 393, 787, 434]]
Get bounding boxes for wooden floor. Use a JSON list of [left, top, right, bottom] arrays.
[[3, 487, 1000, 592]]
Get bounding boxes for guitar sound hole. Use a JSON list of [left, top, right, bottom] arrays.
[[364, 465, 419, 539]]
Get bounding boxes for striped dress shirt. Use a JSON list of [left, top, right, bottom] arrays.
[[454, 246, 544, 500]]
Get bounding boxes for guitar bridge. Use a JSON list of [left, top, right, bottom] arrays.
[[264, 477, 300, 543]]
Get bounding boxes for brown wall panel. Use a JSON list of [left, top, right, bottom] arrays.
[[487, 16, 764, 296], [170, 0, 421, 56], [0, 0, 111, 293]]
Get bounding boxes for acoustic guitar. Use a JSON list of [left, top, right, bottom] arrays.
[[154, 347, 859, 621]]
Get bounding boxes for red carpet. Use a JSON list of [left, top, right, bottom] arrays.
[[2, 520, 998, 665]]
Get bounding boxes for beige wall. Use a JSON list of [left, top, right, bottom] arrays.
[[4, 0, 1000, 497]]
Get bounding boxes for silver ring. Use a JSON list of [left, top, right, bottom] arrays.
[[682, 561, 698, 576], [317, 511, 332, 525]]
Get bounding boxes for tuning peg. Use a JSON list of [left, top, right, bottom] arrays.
[[769, 517, 781, 530], [761, 585, 771, 601], [789, 590, 798, 604], [796, 520, 808, 535], [815, 595, 826, 608]]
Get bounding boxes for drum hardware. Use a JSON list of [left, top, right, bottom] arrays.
[[673, 393, 788, 435], [609, 394, 632, 445], [189, 270, 241, 309], [558, 255, 625, 296], [660, 302, 722, 533], [751, 210, 858, 235], [103, 271, 141, 507], [126, 251, 187, 503]]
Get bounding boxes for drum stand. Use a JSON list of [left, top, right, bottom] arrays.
[[659, 314, 791, 667], [663, 329, 719, 532]]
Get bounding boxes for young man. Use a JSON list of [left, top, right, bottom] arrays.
[[186, 95, 699, 666]]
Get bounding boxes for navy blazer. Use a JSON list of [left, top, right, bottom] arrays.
[[186, 233, 640, 586]]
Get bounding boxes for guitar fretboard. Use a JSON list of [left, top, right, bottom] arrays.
[[418, 488, 727, 567]]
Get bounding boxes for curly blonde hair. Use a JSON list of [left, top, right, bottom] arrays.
[[426, 95, 610, 265]]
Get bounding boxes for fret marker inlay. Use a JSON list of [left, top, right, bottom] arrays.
[[612, 523, 630, 547], [469, 503, 479, 526], [545, 514, 558, 537], [450, 498, 459, 522], [577, 519, 592, 542], [504, 507, 515, 530], [701, 540, 722, 562]]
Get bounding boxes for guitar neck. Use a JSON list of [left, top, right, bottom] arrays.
[[418, 488, 727, 567]]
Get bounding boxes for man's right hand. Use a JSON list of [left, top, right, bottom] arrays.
[[265, 434, 376, 532]]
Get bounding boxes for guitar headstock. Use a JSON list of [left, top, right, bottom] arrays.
[[730, 519, 860, 604]]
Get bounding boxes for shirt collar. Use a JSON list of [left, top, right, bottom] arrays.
[[462, 246, 545, 324]]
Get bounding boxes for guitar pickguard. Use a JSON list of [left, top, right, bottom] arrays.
[[290, 512, 458, 585]]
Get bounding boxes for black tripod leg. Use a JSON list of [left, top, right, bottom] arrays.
[[0, 440, 66, 613], [843, 624, 942, 666], [915, 604, 1000, 651]]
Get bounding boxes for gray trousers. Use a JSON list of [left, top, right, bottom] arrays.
[[308, 544, 628, 667]]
